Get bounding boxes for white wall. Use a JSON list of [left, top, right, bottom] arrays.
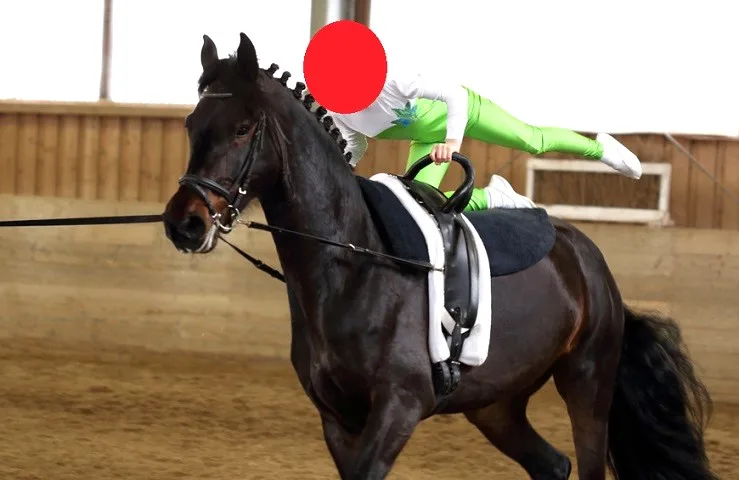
[[370, 0, 739, 137], [0, 0, 104, 102], [107, 0, 312, 105], [1, 0, 737, 137]]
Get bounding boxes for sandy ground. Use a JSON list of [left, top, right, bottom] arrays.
[[0, 338, 736, 480], [0, 199, 737, 478]]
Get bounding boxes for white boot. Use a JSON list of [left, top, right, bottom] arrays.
[[484, 175, 537, 209], [597, 133, 643, 179]]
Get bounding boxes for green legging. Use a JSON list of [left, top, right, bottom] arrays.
[[375, 87, 604, 211]]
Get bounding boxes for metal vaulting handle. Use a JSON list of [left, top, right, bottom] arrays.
[[402, 153, 476, 214]]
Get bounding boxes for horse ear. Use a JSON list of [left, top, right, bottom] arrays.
[[201, 34, 219, 70], [236, 32, 259, 82]]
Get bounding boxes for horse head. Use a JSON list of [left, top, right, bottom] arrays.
[[163, 32, 350, 254]]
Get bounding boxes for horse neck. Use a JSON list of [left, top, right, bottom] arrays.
[[258, 118, 382, 291]]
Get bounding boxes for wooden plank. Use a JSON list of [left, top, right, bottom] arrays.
[[666, 135, 692, 227], [57, 116, 80, 198], [97, 116, 121, 200], [364, 139, 382, 176], [15, 114, 38, 196], [383, 137, 401, 177], [365, 138, 407, 176], [362, 139, 379, 175], [78, 116, 100, 200], [509, 149, 528, 194], [392, 140, 410, 176], [714, 140, 727, 229], [636, 134, 667, 163], [0, 113, 19, 194], [719, 141, 739, 229], [689, 140, 718, 228], [489, 145, 514, 186], [621, 135, 662, 209], [371, 138, 397, 176], [0, 100, 193, 119], [464, 136, 488, 194], [36, 115, 59, 197], [391, 139, 404, 176], [681, 328, 739, 352], [119, 117, 143, 201], [160, 119, 187, 202], [139, 119, 164, 202]]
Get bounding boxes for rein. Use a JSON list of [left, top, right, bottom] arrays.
[[0, 213, 439, 283], [0, 87, 439, 282]]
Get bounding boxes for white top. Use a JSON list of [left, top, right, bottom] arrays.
[[328, 71, 469, 167]]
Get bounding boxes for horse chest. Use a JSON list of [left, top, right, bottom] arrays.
[[312, 345, 375, 377], [308, 361, 371, 426], [310, 313, 383, 364]]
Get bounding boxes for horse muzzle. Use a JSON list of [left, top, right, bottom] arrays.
[[163, 207, 219, 254]]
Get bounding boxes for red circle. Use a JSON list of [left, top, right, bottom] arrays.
[[303, 20, 387, 114]]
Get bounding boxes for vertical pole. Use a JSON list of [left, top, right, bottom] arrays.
[[353, 0, 371, 26], [99, 0, 113, 100], [310, 0, 355, 37]]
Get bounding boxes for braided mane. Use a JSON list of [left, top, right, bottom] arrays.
[[262, 63, 353, 165]]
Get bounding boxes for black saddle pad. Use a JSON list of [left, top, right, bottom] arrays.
[[357, 176, 556, 277]]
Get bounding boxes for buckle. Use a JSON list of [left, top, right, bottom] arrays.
[[212, 211, 234, 234]]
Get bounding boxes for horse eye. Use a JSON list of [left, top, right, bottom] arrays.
[[236, 124, 250, 137], [216, 177, 233, 188]]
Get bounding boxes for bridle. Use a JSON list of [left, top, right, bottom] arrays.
[[172, 88, 441, 280], [178, 90, 266, 235]]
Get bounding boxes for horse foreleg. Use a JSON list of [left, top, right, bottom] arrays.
[[346, 386, 425, 480], [320, 413, 359, 478], [465, 396, 572, 479]]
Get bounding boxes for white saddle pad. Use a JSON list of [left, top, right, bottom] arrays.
[[370, 173, 492, 367]]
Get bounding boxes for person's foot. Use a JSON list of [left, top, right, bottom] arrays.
[[597, 133, 643, 179], [484, 175, 536, 209]]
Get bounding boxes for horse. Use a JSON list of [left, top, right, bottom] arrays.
[[161, 32, 718, 480]]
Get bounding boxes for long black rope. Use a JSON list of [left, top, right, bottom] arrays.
[[219, 236, 286, 282], [0, 214, 438, 283], [243, 220, 438, 271], [0, 214, 163, 227]]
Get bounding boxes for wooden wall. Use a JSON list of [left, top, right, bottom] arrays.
[[0, 102, 190, 203], [1, 194, 737, 402], [1, 100, 738, 229]]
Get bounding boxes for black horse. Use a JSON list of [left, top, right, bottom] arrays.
[[162, 32, 717, 480]]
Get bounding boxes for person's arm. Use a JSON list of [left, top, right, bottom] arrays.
[[332, 115, 368, 167], [393, 73, 468, 144]]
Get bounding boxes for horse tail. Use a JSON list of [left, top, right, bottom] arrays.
[[606, 306, 718, 480]]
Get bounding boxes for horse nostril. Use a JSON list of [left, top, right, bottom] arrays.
[[179, 214, 206, 239]]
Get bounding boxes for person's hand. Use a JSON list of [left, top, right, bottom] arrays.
[[430, 139, 462, 164]]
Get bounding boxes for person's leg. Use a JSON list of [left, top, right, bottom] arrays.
[[465, 89, 642, 179], [382, 98, 535, 212], [466, 90, 602, 158]]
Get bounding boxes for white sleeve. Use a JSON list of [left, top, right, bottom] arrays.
[[392, 74, 468, 141], [332, 115, 368, 167]]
